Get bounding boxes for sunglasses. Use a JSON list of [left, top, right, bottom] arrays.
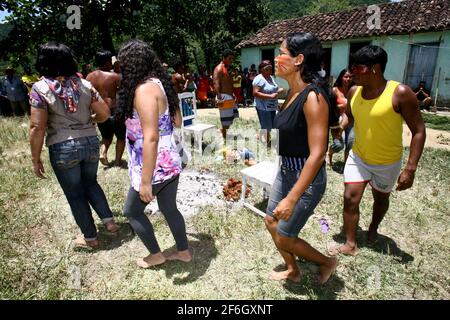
[[350, 64, 370, 74]]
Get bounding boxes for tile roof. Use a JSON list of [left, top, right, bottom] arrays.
[[236, 0, 450, 48]]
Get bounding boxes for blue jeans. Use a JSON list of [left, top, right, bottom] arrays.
[[266, 165, 327, 238], [49, 136, 113, 240]]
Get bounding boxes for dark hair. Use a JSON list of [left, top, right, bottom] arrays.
[[115, 39, 179, 123], [95, 50, 112, 68], [333, 69, 354, 88], [35, 42, 78, 78], [285, 32, 339, 127], [351, 45, 388, 73], [258, 60, 272, 72], [222, 49, 235, 58]]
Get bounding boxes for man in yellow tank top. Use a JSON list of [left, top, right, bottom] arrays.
[[329, 45, 426, 256]]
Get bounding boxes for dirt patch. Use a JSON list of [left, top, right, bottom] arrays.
[[403, 125, 450, 151], [145, 169, 225, 217]]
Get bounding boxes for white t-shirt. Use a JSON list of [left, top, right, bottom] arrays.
[[252, 74, 278, 111]]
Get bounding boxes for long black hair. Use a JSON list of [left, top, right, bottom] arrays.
[[115, 39, 179, 123], [285, 32, 339, 127], [35, 42, 78, 78], [333, 69, 355, 88]]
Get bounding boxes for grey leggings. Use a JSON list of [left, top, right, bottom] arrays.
[[123, 175, 188, 254]]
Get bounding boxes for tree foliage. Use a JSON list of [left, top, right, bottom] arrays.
[[267, 0, 390, 20], [0, 0, 268, 72]]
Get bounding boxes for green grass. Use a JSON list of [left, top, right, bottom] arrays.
[[0, 116, 449, 299], [422, 113, 450, 132]]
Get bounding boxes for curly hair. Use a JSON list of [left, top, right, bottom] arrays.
[[115, 39, 179, 123], [285, 32, 339, 127]]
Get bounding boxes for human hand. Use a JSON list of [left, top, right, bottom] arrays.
[[32, 160, 46, 179], [139, 183, 154, 203], [273, 197, 296, 221], [396, 169, 415, 191]]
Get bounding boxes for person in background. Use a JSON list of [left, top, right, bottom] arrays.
[[327, 69, 354, 167], [213, 49, 239, 140], [81, 63, 92, 79], [183, 72, 197, 93], [115, 39, 192, 268], [265, 32, 338, 284], [414, 81, 433, 111], [87, 50, 124, 167], [232, 67, 244, 105], [3, 67, 28, 116], [197, 66, 209, 108], [172, 61, 186, 94], [318, 62, 327, 78], [29, 42, 119, 249], [111, 56, 121, 74], [252, 60, 283, 149], [246, 64, 257, 105], [22, 66, 40, 93]]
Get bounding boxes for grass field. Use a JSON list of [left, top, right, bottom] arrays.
[[0, 115, 449, 300], [422, 112, 450, 132]]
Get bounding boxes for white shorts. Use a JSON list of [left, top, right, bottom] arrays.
[[344, 150, 402, 193]]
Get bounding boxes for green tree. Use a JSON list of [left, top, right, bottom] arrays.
[[266, 0, 390, 20], [0, 0, 141, 67], [0, 0, 268, 72]]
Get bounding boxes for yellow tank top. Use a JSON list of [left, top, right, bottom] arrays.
[[351, 80, 403, 165]]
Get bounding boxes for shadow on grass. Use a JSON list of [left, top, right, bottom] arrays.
[[155, 233, 218, 285], [101, 159, 128, 171], [276, 260, 345, 300], [332, 229, 414, 264], [331, 160, 345, 174], [80, 222, 135, 252]]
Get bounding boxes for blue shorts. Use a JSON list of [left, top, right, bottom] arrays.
[[256, 108, 276, 131], [266, 165, 327, 238]]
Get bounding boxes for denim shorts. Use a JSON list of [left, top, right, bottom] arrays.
[[256, 109, 276, 131], [266, 165, 327, 238]]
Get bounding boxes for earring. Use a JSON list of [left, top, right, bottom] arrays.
[[372, 69, 376, 74]]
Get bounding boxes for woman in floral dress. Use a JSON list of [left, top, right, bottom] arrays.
[[116, 40, 191, 268]]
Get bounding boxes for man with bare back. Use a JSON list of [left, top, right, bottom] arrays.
[[87, 50, 124, 167]]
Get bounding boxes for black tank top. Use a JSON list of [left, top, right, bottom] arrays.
[[274, 84, 328, 158]]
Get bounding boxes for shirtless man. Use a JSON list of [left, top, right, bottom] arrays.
[[213, 49, 238, 140], [87, 50, 124, 166]]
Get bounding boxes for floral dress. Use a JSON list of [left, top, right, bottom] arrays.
[[125, 78, 182, 191]]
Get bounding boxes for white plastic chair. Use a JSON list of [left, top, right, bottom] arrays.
[[240, 156, 280, 217], [178, 92, 216, 155]]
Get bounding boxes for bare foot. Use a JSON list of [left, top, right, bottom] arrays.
[[319, 257, 338, 284], [136, 253, 166, 268], [163, 249, 193, 262], [268, 270, 301, 282], [74, 235, 99, 249], [105, 221, 119, 233], [328, 242, 358, 256], [99, 145, 108, 166]]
